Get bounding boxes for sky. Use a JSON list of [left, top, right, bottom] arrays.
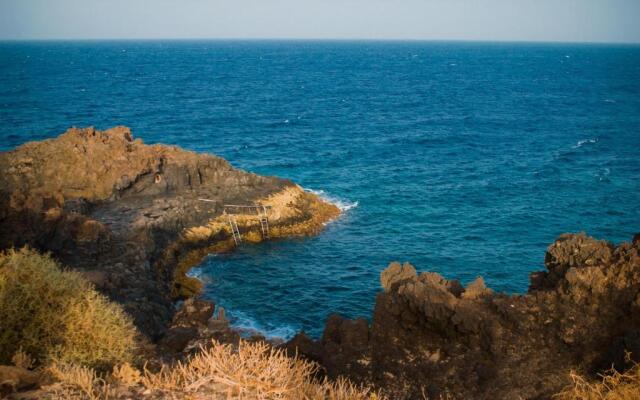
[[1, 0, 639, 43]]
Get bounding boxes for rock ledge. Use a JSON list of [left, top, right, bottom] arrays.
[[288, 232, 640, 399], [0, 126, 339, 339]]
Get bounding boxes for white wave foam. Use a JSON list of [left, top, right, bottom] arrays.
[[186, 267, 203, 279], [228, 310, 298, 340], [186, 254, 217, 282], [572, 138, 597, 149], [304, 188, 359, 212]]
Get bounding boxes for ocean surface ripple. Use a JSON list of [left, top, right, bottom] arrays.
[[1, 41, 639, 338]]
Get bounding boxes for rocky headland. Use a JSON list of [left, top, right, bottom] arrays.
[[287, 233, 640, 399], [0, 126, 339, 341], [1, 127, 639, 399]]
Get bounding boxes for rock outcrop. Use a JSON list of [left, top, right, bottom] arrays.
[[0, 365, 39, 395], [0, 126, 339, 340], [288, 233, 640, 399], [3, 127, 638, 399]]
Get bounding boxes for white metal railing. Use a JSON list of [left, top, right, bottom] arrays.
[[197, 200, 271, 244]]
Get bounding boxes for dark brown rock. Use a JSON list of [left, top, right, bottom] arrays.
[[158, 326, 200, 354], [538, 232, 615, 290], [171, 298, 215, 328], [286, 333, 323, 362], [0, 127, 337, 341], [287, 233, 640, 399], [380, 261, 416, 292]]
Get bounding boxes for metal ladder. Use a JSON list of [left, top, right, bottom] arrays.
[[260, 218, 269, 239], [227, 214, 242, 245], [259, 206, 269, 239]]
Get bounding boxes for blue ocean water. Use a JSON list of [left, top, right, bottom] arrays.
[[1, 41, 639, 338]]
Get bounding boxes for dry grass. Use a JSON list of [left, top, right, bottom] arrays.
[[110, 362, 141, 386], [40, 340, 380, 399], [0, 250, 374, 399], [555, 356, 640, 400], [11, 349, 36, 370], [141, 340, 379, 399], [45, 362, 116, 400], [0, 248, 138, 369]]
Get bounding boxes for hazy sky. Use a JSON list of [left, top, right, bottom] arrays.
[[1, 0, 639, 43]]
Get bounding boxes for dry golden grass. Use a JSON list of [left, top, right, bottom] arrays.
[[45, 362, 116, 400], [141, 340, 380, 399], [0, 248, 137, 369], [555, 356, 640, 400], [11, 349, 36, 370], [40, 340, 380, 399], [110, 362, 141, 386]]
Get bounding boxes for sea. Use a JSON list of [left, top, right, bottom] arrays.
[[1, 40, 639, 338]]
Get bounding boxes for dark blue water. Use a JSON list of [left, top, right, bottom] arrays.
[[2, 41, 639, 338]]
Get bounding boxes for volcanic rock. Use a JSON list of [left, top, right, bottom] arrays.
[[288, 233, 640, 399], [0, 126, 339, 341]]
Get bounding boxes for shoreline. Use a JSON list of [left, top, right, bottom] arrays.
[[2, 126, 639, 398], [186, 187, 360, 341], [284, 232, 640, 398], [163, 185, 342, 300], [0, 126, 340, 341]]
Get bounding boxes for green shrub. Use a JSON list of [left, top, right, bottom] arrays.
[[0, 248, 137, 369]]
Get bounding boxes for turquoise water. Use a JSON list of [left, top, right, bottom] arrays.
[[1, 41, 639, 338]]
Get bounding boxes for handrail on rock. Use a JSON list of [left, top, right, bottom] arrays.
[[197, 200, 271, 244]]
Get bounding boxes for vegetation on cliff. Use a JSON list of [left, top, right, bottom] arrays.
[[36, 340, 379, 399], [0, 248, 137, 369], [1, 129, 637, 399], [0, 126, 339, 339], [0, 248, 376, 399], [557, 359, 640, 400]]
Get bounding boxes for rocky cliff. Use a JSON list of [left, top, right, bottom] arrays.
[[0, 126, 339, 339], [288, 233, 640, 399], [2, 127, 638, 399]]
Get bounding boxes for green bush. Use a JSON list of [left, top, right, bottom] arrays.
[[0, 248, 137, 369]]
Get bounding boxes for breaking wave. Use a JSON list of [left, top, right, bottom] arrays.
[[572, 138, 597, 149], [304, 188, 359, 212], [227, 310, 298, 341]]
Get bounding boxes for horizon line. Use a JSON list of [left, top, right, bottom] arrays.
[[1, 37, 639, 46]]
